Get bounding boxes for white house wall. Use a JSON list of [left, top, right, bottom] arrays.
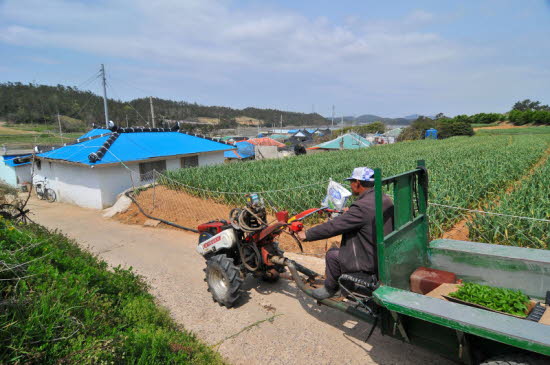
[[32, 151, 226, 210], [198, 151, 224, 166], [15, 165, 32, 185], [34, 161, 103, 209], [0, 156, 17, 186]]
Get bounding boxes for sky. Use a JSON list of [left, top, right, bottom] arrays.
[[1, 0, 549, 118]]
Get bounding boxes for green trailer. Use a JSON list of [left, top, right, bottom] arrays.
[[279, 160, 550, 364]]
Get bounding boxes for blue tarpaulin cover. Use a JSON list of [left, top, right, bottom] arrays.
[[3, 154, 31, 167], [38, 130, 234, 165], [224, 141, 254, 159]]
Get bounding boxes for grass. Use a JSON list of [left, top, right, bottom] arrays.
[[0, 218, 224, 364], [475, 126, 550, 135]]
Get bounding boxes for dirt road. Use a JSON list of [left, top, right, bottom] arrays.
[[28, 198, 451, 365]]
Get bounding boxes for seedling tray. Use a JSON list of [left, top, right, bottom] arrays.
[[427, 283, 545, 321]]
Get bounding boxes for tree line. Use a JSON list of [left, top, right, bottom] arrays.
[[0, 82, 328, 129]]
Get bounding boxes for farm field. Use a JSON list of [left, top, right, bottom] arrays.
[[468, 152, 550, 248], [0, 123, 83, 147], [162, 134, 550, 247], [475, 126, 550, 136]]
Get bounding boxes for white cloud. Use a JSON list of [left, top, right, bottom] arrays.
[[0, 0, 460, 75]]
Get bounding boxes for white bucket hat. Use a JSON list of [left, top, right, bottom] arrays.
[[344, 167, 375, 182]]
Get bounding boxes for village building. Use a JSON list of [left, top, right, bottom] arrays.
[[32, 127, 234, 209], [0, 149, 32, 188]]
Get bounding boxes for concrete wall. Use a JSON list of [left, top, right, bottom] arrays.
[[34, 161, 103, 209], [15, 165, 32, 185], [198, 151, 225, 166], [254, 145, 279, 160], [0, 156, 17, 186]]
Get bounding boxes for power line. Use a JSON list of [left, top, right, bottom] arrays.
[[105, 80, 148, 124], [75, 71, 101, 90]]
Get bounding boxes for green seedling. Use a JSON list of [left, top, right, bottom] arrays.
[[449, 282, 530, 317]]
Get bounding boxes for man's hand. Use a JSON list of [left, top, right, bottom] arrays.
[[296, 230, 307, 241]]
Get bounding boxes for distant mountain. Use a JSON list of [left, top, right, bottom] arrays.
[[327, 113, 437, 126], [355, 114, 411, 126]]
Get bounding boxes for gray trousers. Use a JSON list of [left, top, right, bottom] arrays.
[[324, 248, 341, 291]]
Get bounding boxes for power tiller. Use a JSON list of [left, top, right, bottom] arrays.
[[196, 194, 377, 311]]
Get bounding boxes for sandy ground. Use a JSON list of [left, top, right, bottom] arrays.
[[28, 198, 451, 365]]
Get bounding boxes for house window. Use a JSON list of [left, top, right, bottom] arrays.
[[139, 160, 166, 181], [36, 160, 41, 170], [181, 155, 199, 168]]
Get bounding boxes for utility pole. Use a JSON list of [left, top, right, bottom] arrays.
[[280, 114, 282, 129], [125, 114, 129, 127], [57, 112, 63, 144], [331, 105, 335, 129], [100, 64, 109, 128], [149, 96, 156, 128]]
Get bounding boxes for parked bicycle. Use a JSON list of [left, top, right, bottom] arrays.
[[34, 180, 56, 203]]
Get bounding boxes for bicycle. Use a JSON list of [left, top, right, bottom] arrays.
[[34, 180, 56, 203]]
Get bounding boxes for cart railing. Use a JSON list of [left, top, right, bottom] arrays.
[[374, 160, 429, 289]]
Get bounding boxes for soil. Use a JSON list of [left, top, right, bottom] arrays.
[[115, 185, 341, 256]]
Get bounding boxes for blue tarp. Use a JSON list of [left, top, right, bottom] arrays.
[[224, 141, 254, 159], [3, 154, 31, 167], [39, 130, 234, 165], [425, 128, 438, 139]]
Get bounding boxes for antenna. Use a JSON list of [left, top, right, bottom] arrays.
[[100, 64, 109, 129]]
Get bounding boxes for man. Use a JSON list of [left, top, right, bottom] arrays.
[[297, 167, 394, 300]]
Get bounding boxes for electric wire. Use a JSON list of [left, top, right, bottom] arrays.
[[105, 79, 148, 124]]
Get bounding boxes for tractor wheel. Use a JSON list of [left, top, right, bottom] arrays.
[[480, 353, 548, 365], [204, 254, 243, 308]]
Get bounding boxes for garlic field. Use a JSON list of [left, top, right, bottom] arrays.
[[163, 134, 550, 247]]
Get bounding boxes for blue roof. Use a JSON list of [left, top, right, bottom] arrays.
[[38, 130, 234, 166], [78, 128, 111, 139], [3, 154, 31, 167], [306, 129, 317, 133], [287, 129, 299, 134]]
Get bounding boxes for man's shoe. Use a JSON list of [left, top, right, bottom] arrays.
[[311, 286, 337, 300]]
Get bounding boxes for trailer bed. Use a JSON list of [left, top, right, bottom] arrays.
[[374, 286, 550, 356]]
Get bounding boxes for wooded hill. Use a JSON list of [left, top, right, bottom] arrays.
[[0, 82, 328, 128]]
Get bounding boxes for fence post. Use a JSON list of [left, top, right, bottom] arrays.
[[152, 170, 157, 211]]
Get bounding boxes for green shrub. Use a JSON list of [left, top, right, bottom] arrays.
[[0, 218, 223, 364]]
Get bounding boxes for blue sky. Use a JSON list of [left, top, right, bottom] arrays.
[[1, 0, 549, 117]]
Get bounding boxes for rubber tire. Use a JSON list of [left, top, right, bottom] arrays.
[[46, 189, 56, 203], [204, 254, 243, 308], [480, 353, 549, 365]]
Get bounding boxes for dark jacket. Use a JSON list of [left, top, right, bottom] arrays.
[[305, 189, 394, 274]]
